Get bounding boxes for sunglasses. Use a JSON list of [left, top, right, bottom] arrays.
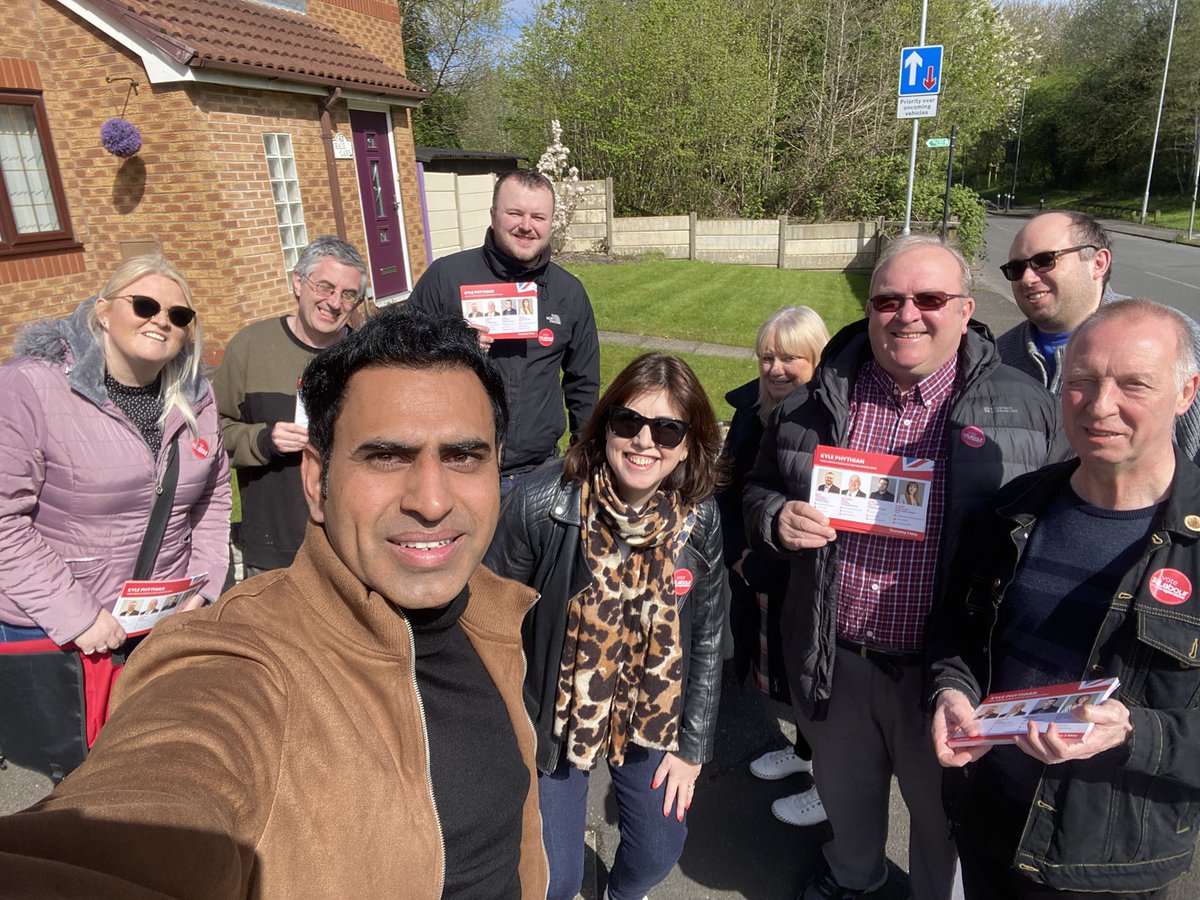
[[867, 291, 966, 313], [115, 295, 197, 328], [999, 244, 1099, 282], [608, 405, 691, 449]]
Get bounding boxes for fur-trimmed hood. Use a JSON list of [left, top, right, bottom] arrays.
[[13, 297, 208, 408]]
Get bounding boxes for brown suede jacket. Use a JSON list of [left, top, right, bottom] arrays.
[[0, 523, 548, 899]]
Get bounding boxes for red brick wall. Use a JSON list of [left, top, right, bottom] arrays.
[[0, 0, 428, 362]]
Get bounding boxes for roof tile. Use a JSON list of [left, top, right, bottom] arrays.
[[96, 0, 427, 99]]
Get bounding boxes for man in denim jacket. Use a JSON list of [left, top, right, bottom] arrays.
[[931, 299, 1200, 898]]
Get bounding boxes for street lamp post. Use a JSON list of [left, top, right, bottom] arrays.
[[1189, 111, 1199, 241], [1010, 86, 1026, 210], [1140, 0, 1179, 226]]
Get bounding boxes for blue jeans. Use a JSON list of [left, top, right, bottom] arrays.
[[538, 744, 689, 900], [500, 469, 535, 502], [0, 622, 48, 642]]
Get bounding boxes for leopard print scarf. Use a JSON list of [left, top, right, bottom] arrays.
[[552, 466, 696, 769]]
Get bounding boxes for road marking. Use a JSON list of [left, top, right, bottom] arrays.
[[1146, 271, 1200, 291]]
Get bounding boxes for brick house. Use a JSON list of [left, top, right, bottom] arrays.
[[0, 0, 428, 364]]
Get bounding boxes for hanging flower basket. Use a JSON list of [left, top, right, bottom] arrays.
[[100, 117, 142, 158]]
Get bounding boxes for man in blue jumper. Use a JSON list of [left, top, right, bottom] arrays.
[[996, 210, 1200, 460]]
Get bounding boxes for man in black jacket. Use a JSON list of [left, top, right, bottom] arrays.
[[931, 299, 1200, 898], [406, 170, 600, 497], [745, 235, 1061, 900]]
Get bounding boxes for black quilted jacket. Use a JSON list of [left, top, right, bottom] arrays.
[[484, 461, 728, 774], [744, 319, 1065, 721]]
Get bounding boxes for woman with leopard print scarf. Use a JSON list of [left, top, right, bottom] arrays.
[[485, 353, 728, 900]]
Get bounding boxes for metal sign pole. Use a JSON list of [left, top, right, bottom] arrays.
[[941, 124, 957, 241], [897, 0, 931, 236]]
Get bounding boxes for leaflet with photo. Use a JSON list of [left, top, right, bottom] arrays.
[[809, 445, 934, 541], [113, 573, 208, 637], [459, 282, 539, 339], [946, 677, 1121, 747]]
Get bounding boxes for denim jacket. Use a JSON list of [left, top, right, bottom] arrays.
[[930, 449, 1200, 892]]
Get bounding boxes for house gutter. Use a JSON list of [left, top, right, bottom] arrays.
[[319, 88, 347, 241]]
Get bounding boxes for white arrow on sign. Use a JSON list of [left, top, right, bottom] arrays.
[[904, 50, 923, 87]]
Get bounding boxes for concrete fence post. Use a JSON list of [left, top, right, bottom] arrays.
[[688, 212, 697, 260], [777, 214, 788, 269], [605, 177, 614, 252], [454, 174, 467, 255]]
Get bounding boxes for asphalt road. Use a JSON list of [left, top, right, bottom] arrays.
[[982, 212, 1200, 323]]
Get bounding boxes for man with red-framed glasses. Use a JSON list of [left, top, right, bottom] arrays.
[[746, 235, 1063, 900], [996, 210, 1200, 460]]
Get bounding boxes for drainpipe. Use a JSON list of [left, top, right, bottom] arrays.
[[319, 88, 347, 240]]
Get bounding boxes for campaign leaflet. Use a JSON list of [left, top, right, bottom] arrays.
[[946, 677, 1121, 747], [459, 282, 539, 339], [295, 376, 309, 428], [113, 573, 208, 637], [808, 445, 934, 541]]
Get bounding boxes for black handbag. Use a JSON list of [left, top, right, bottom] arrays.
[[0, 443, 179, 783]]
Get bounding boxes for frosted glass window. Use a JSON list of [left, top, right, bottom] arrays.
[[263, 133, 308, 273]]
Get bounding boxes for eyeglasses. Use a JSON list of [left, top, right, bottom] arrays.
[[867, 291, 967, 313], [608, 405, 691, 449], [305, 275, 363, 306], [115, 295, 196, 328], [999, 245, 1099, 282]]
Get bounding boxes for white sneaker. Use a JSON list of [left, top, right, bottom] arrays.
[[749, 747, 813, 780], [771, 787, 828, 827]]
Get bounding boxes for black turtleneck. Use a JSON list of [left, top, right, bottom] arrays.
[[406, 587, 526, 898]]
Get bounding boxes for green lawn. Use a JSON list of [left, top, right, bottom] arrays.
[[560, 257, 869, 423], [599, 344, 756, 423], [563, 258, 868, 347]]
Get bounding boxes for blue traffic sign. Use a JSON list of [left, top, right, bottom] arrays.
[[898, 45, 943, 96]]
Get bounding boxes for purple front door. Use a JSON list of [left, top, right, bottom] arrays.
[[349, 109, 408, 299]]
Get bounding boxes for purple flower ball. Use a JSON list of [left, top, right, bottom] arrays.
[[100, 118, 142, 158]]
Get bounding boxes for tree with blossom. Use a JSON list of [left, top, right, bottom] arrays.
[[536, 120, 585, 254]]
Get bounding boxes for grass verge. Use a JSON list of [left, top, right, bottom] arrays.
[[1029, 190, 1199, 232], [599, 343, 755, 423], [563, 258, 868, 347]]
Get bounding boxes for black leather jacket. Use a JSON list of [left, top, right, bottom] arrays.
[[484, 461, 728, 774], [930, 449, 1200, 893]]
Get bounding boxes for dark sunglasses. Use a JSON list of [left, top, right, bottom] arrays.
[[999, 244, 1099, 282], [867, 291, 966, 313], [608, 405, 691, 449], [116, 295, 197, 328]]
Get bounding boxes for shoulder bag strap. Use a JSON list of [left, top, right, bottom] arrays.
[[133, 440, 180, 582]]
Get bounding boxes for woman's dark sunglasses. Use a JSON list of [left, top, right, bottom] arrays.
[[999, 244, 1099, 282], [867, 291, 966, 313], [608, 405, 691, 449], [116, 294, 197, 328]]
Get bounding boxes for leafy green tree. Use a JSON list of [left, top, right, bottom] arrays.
[[400, 0, 507, 148]]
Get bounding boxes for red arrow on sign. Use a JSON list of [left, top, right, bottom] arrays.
[[923, 66, 937, 90]]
